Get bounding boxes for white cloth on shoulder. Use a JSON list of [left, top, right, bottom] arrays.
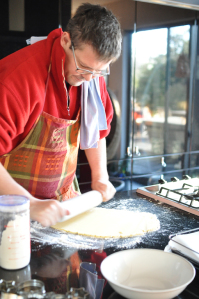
[[26, 36, 47, 45], [80, 77, 107, 149]]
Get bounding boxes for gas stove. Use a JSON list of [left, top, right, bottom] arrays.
[[136, 175, 199, 216]]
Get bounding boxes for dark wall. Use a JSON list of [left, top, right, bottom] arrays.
[[25, 0, 71, 35], [25, 1, 60, 36], [0, 0, 71, 59], [0, 2, 9, 32]]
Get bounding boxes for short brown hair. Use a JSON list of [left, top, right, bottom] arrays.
[[66, 3, 122, 62]]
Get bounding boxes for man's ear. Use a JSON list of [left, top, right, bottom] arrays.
[[60, 32, 71, 48]]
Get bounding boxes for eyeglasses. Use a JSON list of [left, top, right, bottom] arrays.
[[71, 44, 110, 76]]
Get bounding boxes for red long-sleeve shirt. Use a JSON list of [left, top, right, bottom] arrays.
[[0, 29, 113, 156]]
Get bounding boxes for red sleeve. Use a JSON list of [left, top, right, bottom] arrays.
[[99, 77, 114, 139], [0, 79, 43, 156], [0, 83, 27, 156]]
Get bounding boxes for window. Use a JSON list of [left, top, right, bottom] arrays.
[[130, 23, 199, 186], [133, 25, 190, 156]]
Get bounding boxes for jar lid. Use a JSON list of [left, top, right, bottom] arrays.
[[0, 195, 29, 212], [17, 279, 45, 293]]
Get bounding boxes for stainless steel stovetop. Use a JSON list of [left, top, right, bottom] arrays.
[[136, 176, 199, 216]]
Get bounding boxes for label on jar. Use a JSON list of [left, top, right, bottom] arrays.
[[0, 214, 30, 270]]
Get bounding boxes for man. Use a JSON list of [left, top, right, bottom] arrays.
[[0, 3, 122, 226]]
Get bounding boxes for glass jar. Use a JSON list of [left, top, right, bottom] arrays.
[[0, 195, 30, 270]]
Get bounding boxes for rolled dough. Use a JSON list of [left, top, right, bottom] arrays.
[[52, 208, 160, 238]]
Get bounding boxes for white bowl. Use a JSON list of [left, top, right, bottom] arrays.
[[100, 248, 195, 299]]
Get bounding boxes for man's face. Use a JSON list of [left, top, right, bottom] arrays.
[[60, 32, 110, 86]]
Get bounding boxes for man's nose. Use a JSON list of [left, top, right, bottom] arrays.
[[82, 73, 94, 81]]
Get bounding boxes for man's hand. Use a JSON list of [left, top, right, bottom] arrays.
[[85, 138, 116, 202], [0, 163, 69, 227], [30, 198, 70, 227], [91, 179, 116, 202]]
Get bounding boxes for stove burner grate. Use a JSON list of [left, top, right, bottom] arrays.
[[157, 183, 199, 208]]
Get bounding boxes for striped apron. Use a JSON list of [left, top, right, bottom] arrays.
[[0, 63, 81, 201]]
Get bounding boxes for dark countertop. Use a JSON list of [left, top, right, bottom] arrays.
[[0, 190, 199, 298]]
